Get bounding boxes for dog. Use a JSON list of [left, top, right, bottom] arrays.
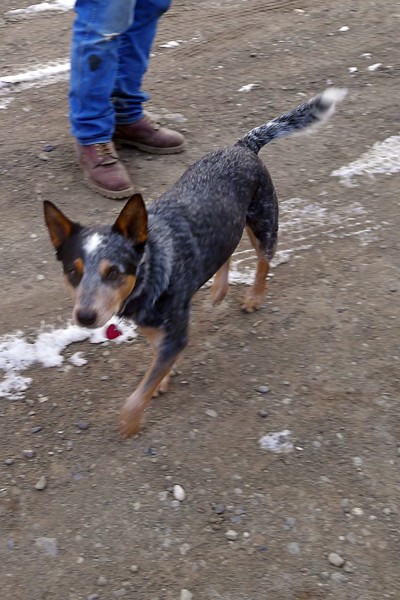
[[44, 88, 346, 437]]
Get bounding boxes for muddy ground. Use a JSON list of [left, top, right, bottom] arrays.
[[0, 0, 399, 599]]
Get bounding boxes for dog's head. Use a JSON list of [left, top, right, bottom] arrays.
[[44, 194, 148, 328]]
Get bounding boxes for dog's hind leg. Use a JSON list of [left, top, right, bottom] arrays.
[[241, 227, 270, 313], [120, 323, 188, 438], [210, 258, 230, 305], [242, 182, 278, 313]]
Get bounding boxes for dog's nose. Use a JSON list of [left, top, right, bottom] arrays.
[[76, 308, 97, 327]]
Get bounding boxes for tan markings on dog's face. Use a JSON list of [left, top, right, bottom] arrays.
[[64, 257, 85, 300], [71, 261, 136, 328]]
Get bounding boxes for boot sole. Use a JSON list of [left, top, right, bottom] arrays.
[[114, 138, 186, 155], [84, 175, 135, 200]]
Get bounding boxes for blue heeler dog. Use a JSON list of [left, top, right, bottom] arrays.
[[44, 88, 347, 437]]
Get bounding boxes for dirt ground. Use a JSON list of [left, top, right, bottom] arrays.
[[0, 1, 399, 599]]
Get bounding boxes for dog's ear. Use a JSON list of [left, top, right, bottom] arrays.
[[43, 201, 77, 249], [112, 193, 148, 248]]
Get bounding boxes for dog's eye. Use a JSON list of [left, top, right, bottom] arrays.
[[105, 266, 122, 282], [66, 267, 82, 287]]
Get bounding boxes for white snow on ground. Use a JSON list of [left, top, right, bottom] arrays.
[[259, 430, 294, 453], [0, 61, 70, 98], [0, 319, 136, 400], [6, 0, 75, 16], [238, 84, 257, 92], [331, 136, 400, 186]]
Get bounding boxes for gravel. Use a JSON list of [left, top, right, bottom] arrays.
[[35, 476, 47, 491], [328, 552, 345, 567]]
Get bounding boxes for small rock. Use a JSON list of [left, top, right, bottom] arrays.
[[35, 537, 58, 557], [205, 409, 218, 418], [288, 542, 300, 555], [38, 152, 50, 161], [330, 572, 348, 583], [129, 565, 139, 573], [353, 457, 363, 468], [97, 576, 107, 586], [225, 529, 238, 541], [35, 476, 47, 491], [4, 458, 14, 466], [31, 426, 42, 434], [42, 144, 56, 152], [256, 385, 270, 394], [113, 589, 126, 598], [180, 591, 193, 600], [319, 571, 330, 581], [352, 507, 364, 516], [258, 409, 269, 418], [88, 595, 99, 600], [284, 517, 296, 530], [173, 484, 186, 501], [77, 421, 90, 431], [343, 562, 355, 573], [23, 449, 36, 459], [328, 552, 345, 568], [213, 504, 226, 515]]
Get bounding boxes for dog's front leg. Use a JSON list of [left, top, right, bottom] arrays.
[[120, 326, 188, 438]]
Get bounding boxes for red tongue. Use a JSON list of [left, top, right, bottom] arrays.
[[105, 324, 122, 340]]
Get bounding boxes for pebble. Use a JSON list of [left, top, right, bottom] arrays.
[[331, 572, 348, 583], [287, 542, 300, 555], [23, 449, 36, 459], [352, 507, 364, 516], [42, 144, 56, 152], [328, 552, 345, 568], [173, 484, 186, 502], [344, 562, 355, 573], [213, 504, 226, 515], [38, 152, 49, 161], [205, 409, 218, 418], [113, 589, 126, 598], [284, 517, 296, 530], [31, 426, 42, 434], [225, 529, 238, 541], [97, 576, 107, 586], [258, 409, 269, 418], [256, 385, 270, 394], [35, 476, 47, 491], [77, 421, 90, 431], [180, 591, 193, 600], [88, 595, 99, 600], [35, 537, 58, 557], [129, 565, 139, 573], [353, 457, 363, 468], [4, 458, 14, 466]]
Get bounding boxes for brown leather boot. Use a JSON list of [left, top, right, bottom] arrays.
[[114, 116, 186, 155], [76, 142, 134, 200]]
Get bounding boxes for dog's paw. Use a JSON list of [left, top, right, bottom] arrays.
[[241, 291, 264, 313], [152, 373, 171, 397], [120, 405, 143, 438]]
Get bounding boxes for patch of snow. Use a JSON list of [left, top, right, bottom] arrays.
[[331, 136, 400, 185], [259, 430, 294, 453], [0, 318, 136, 400], [238, 84, 257, 92], [7, 0, 75, 16]]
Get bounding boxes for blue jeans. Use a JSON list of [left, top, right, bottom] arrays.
[[70, 0, 172, 145]]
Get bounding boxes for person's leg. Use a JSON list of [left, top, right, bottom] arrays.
[[112, 0, 172, 125], [69, 0, 137, 198], [70, 0, 137, 144], [113, 0, 186, 154]]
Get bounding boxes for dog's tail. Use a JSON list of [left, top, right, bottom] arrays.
[[236, 88, 347, 154]]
